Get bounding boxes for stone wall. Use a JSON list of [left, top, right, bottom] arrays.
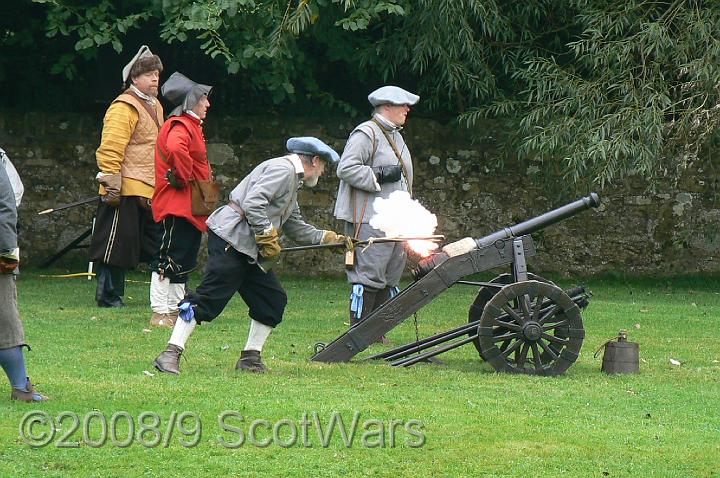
[[1, 110, 718, 277]]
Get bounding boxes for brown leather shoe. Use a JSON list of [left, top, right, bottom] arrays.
[[11, 379, 50, 402], [150, 312, 177, 328], [235, 350, 268, 373], [153, 344, 183, 374], [166, 311, 179, 326]]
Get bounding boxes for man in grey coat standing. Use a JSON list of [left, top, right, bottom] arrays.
[[334, 86, 419, 339], [153, 137, 347, 374], [0, 160, 49, 401]]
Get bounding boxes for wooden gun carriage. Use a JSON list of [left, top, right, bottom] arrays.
[[312, 193, 601, 376]]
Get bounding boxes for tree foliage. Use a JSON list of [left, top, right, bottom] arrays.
[[464, 0, 720, 190], [34, 0, 409, 109], [29, 0, 720, 190], [355, 1, 577, 112]]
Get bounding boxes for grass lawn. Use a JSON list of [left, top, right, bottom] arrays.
[[1, 268, 719, 477]]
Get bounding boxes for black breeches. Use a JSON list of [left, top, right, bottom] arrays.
[[185, 231, 287, 327], [150, 216, 202, 283]]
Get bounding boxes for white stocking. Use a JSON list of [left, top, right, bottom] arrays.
[[150, 272, 170, 314], [168, 317, 197, 349], [244, 320, 273, 352], [167, 282, 186, 314]]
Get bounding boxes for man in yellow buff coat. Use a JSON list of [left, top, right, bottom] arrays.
[[88, 45, 163, 307]]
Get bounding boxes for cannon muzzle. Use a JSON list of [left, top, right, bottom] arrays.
[[412, 193, 600, 279]]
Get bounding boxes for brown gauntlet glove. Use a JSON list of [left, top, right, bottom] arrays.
[[321, 230, 353, 254], [255, 226, 282, 261], [97, 172, 122, 207]]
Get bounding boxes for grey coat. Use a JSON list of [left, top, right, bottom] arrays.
[[0, 162, 23, 349], [0, 164, 17, 254], [334, 118, 413, 224], [207, 155, 324, 260]]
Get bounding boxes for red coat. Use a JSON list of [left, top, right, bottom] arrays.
[[152, 114, 212, 232]]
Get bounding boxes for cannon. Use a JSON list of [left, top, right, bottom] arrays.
[[312, 193, 601, 376]]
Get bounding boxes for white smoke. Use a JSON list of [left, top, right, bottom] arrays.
[[369, 191, 439, 256]]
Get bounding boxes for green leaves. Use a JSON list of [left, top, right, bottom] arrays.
[[463, 0, 720, 192], [44, 0, 153, 63], [32, 0, 720, 191], [74, 37, 93, 51]]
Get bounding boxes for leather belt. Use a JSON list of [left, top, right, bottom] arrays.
[[228, 201, 245, 217]]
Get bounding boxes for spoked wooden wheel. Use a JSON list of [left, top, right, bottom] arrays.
[[468, 273, 554, 357], [478, 280, 584, 376]]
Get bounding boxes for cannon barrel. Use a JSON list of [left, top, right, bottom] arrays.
[[412, 193, 600, 279], [474, 192, 599, 248]]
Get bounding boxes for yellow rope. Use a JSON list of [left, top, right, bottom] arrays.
[[37, 273, 150, 284], [38, 272, 95, 278]]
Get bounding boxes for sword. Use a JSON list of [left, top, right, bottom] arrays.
[[37, 196, 100, 215]]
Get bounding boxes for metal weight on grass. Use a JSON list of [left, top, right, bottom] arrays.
[[597, 330, 640, 374]]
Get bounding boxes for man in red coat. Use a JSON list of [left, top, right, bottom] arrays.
[[149, 72, 214, 327]]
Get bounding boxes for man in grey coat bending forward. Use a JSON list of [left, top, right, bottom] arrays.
[[153, 137, 347, 374], [334, 86, 420, 340]]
